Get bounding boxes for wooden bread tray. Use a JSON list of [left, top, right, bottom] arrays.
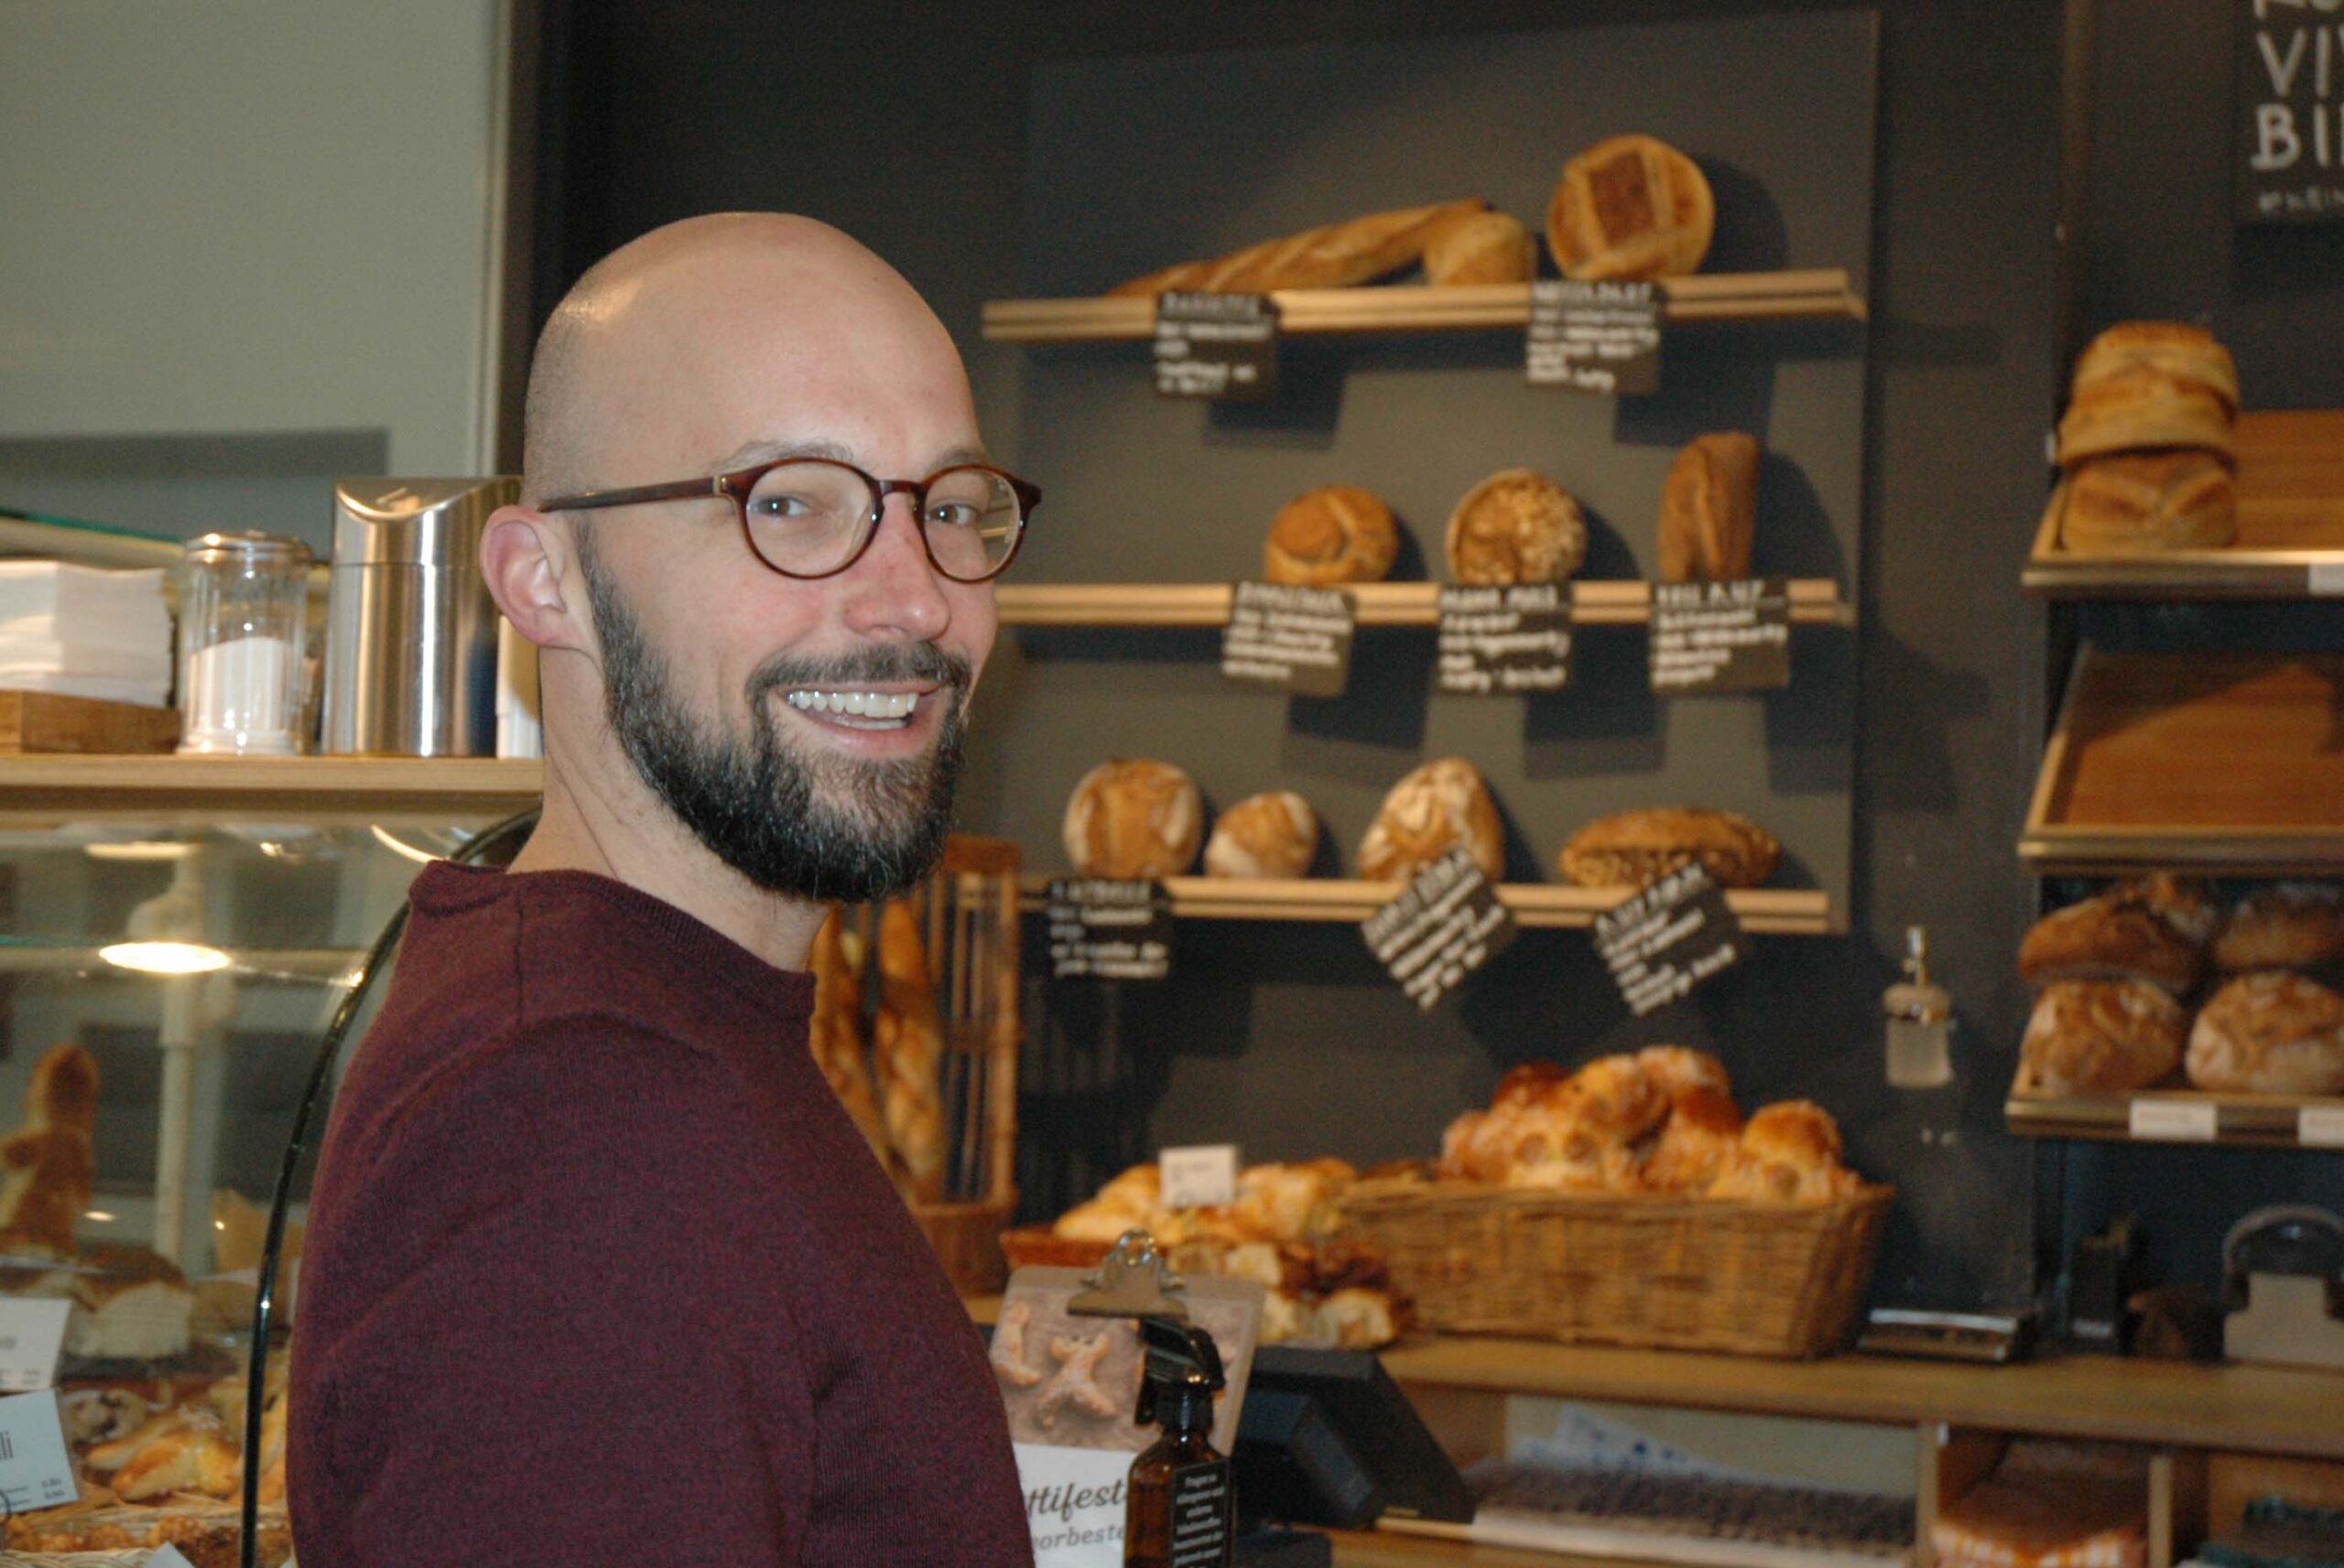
[[0, 691, 179, 754], [2006, 1056, 2344, 1149]]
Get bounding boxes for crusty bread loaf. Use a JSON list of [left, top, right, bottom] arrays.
[[2017, 883, 2208, 997], [1357, 757, 1504, 882], [1705, 1101, 1859, 1204], [2056, 374, 2236, 468], [1657, 432, 1761, 582], [1423, 211, 1536, 286], [2021, 979, 2187, 1094], [1444, 468, 1588, 586], [1108, 199, 1491, 297], [1639, 1086, 1745, 1195], [2211, 883, 2344, 973], [1062, 758, 1203, 879], [1546, 134, 1714, 282], [1203, 790, 1318, 880], [2071, 321, 2240, 411], [1557, 806, 1780, 889], [2187, 971, 2344, 1095], [872, 899, 947, 1203], [1264, 485, 1399, 586], [2056, 451, 2237, 553]]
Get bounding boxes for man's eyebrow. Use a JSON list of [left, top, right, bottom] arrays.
[[714, 438, 995, 472]]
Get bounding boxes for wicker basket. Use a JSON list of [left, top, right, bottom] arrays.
[[1344, 1182, 1893, 1358]]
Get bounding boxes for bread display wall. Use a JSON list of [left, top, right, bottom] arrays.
[[1557, 807, 1781, 890], [1107, 198, 1491, 296], [1264, 484, 1401, 586], [1063, 758, 1205, 879], [1358, 757, 1505, 882], [2051, 321, 2241, 554], [1656, 432, 1761, 583], [1444, 468, 1589, 586], [1546, 134, 1715, 282], [1203, 791, 1319, 880]]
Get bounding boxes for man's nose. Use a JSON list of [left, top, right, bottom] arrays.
[[840, 492, 951, 642]]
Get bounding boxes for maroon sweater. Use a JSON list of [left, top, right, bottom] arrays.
[[288, 862, 1033, 1566]]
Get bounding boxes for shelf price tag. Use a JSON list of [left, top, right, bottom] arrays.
[[2297, 1105, 2344, 1148], [1650, 579, 1793, 695], [2307, 561, 2344, 597], [1221, 582, 1354, 697], [1526, 279, 1664, 395], [2128, 1098, 2218, 1142], [1361, 847, 1516, 1013], [0, 1300, 70, 1393], [0, 1390, 78, 1518], [1160, 1144, 1240, 1210], [1155, 291, 1278, 401], [1593, 863, 1744, 1018], [1047, 879, 1174, 982], [1437, 584, 1571, 695]]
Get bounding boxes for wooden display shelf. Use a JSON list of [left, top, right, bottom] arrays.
[[981, 271, 1866, 343], [0, 753, 543, 827], [997, 579, 1854, 630], [2005, 1066, 2344, 1150], [2024, 410, 2344, 599], [1018, 875, 1834, 935], [2019, 647, 2344, 874]]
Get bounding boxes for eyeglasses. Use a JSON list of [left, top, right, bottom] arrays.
[[542, 457, 1038, 583]]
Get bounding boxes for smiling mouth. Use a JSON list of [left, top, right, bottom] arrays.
[[781, 687, 923, 730]]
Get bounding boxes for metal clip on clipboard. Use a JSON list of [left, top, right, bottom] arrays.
[[1068, 1228, 1188, 1322]]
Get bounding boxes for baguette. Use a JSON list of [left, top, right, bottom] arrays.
[[872, 900, 948, 1203], [808, 910, 895, 1174], [1107, 199, 1489, 297]]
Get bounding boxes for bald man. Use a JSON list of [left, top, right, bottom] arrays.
[[288, 215, 1036, 1566]]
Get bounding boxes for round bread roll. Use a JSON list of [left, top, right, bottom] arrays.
[[1706, 1100, 1858, 1204], [1264, 485, 1399, 587], [1061, 758, 1202, 879], [2056, 452, 2236, 553], [1641, 1086, 1746, 1195], [2071, 321, 2240, 411], [1635, 1044, 1732, 1101], [1500, 1055, 1666, 1192], [1546, 133, 1715, 282], [1557, 806, 1779, 890], [2016, 884, 2207, 997], [1423, 211, 1536, 286], [1444, 468, 1589, 586], [2212, 884, 2344, 973], [2187, 971, 2344, 1095], [1203, 791, 1318, 880], [1357, 757, 1504, 882], [2020, 979, 2187, 1094]]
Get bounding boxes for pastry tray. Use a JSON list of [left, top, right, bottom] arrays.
[[2005, 1058, 2344, 1149]]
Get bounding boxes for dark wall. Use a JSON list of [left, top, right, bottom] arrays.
[[535, 0, 2067, 1312]]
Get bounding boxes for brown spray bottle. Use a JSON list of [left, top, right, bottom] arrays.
[[1123, 1315, 1232, 1568]]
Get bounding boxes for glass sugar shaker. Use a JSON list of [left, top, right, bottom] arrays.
[[1883, 925, 1954, 1089], [177, 532, 315, 756]]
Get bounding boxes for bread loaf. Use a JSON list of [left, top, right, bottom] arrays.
[[1546, 134, 1714, 282], [1264, 485, 1399, 586], [1639, 1086, 1744, 1195], [2020, 979, 2187, 1094], [1657, 432, 1761, 582], [1444, 468, 1588, 586], [1357, 757, 1504, 882], [2055, 451, 2237, 553], [2056, 375, 2236, 468], [1063, 758, 1203, 879], [872, 899, 948, 1202], [2071, 321, 2240, 410], [2211, 883, 2344, 972], [1108, 198, 1491, 297], [2187, 971, 2344, 1095], [1203, 791, 1318, 880], [2016, 882, 2207, 997], [1705, 1101, 1859, 1204], [1557, 806, 1780, 889], [808, 910, 894, 1173], [1423, 211, 1536, 286]]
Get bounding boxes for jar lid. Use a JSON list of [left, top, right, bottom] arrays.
[[182, 531, 314, 568]]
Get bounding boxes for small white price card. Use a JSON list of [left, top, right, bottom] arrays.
[[2129, 1098, 2218, 1141], [0, 1299, 71, 1393], [2298, 1105, 2344, 1148], [0, 1389, 79, 1516], [2308, 561, 2344, 597], [1160, 1144, 1239, 1210]]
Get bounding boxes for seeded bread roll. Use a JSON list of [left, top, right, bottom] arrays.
[[1357, 757, 1504, 882], [1062, 758, 1203, 879], [1107, 198, 1491, 296], [1557, 807, 1780, 889], [2055, 452, 2237, 553], [2021, 979, 2187, 1094], [2017, 883, 2208, 998], [1203, 791, 1319, 880], [2187, 971, 2344, 1095], [1546, 134, 1715, 283], [1444, 468, 1588, 586], [1264, 485, 1400, 587], [1423, 211, 1536, 286], [2212, 884, 2344, 972], [1657, 432, 1761, 583]]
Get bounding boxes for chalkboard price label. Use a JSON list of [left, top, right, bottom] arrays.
[[1526, 279, 1664, 395], [1593, 863, 1744, 1018], [1361, 847, 1517, 1013], [1047, 879, 1174, 982], [2236, 3, 2344, 224], [1437, 584, 1572, 695], [1221, 581, 1355, 697], [1650, 579, 1793, 695], [1155, 291, 1280, 399]]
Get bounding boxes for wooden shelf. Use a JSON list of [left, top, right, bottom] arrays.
[[981, 271, 1868, 343], [0, 754, 543, 827], [2006, 1073, 2344, 1150], [2023, 411, 2344, 599], [998, 580, 1854, 630], [1019, 875, 1834, 935]]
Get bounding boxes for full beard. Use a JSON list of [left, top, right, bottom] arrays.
[[580, 546, 969, 903]]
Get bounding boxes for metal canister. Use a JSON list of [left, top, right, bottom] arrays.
[[321, 477, 517, 756]]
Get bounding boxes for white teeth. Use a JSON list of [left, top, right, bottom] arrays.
[[783, 688, 918, 725]]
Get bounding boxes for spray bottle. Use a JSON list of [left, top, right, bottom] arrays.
[[1123, 1314, 1232, 1568]]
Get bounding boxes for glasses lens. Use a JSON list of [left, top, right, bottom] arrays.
[[922, 467, 1024, 581], [743, 460, 874, 575]]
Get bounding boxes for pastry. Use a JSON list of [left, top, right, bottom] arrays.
[[2055, 451, 2237, 553], [2056, 375, 2235, 468], [1546, 134, 1715, 282], [1557, 807, 1780, 889], [2070, 321, 2240, 411], [61, 1244, 193, 1361], [1053, 1164, 1162, 1243], [1203, 791, 1319, 880], [872, 899, 948, 1202], [2211, 883, 2344, 972], [1656, 432, 1761, 582], [1444, 468, 1588, 586], [1705, 1100, 1860, 1204], [1263, 484, 1400, 587], [1108, 198, 1491, 296], [1423, 211, 1536, 286], [1357, 757, 1504, 882], [2020, 979, 2187, 1094], [1062, 758, 1203, 879], [1441, 1055, 1666, 1192], [808, 910, 894, 1174], [2016, 882, 2208, 997], [1635, 1044, 1732, 1100], [1308, 1286, 1404, 1350], [1639, 1086, 1745, 1195], [0, 1044, 100, 1261], [2187, 971, 2344, 1095]]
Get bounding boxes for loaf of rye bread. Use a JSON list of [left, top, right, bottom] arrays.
[[1557, 807, 1779, 889]]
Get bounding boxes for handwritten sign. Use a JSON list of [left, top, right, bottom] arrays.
[[1221, 582, 1354, 697], [2236, 1, 2344, 223], [1527, 279, 1664, 395], [1593, 863, 1744, 1018], [1361, 848, 1517, 1012], [1047, 880, 1173, 981], [1155, 292, 1279, 398], [1650, 579, 1792, 695], [1437, 584, 1571, 695]]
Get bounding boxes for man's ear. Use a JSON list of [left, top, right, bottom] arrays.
[[481, 506, 590, 653]]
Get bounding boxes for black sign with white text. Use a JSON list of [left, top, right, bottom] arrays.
[[1437, 584, 1572, 695], [1649, 579, 1792, 695], [1155, 291, 1279, 399], [1593, 863, 1745, 1018], [2236, 0, 2344, 224], [1221, 581, 1354, 697], [1361, 848, 1517, 1013], [1047, 879, 1174, 981], [1527, 279, 1664, 395]]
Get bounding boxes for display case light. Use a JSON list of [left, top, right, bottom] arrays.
[[99, 939, 231, 975]]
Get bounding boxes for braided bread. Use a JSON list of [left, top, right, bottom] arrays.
[[873, 900, 948, 1202]]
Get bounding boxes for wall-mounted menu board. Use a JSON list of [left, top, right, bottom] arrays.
[[2236, 0, 2344, 223]]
